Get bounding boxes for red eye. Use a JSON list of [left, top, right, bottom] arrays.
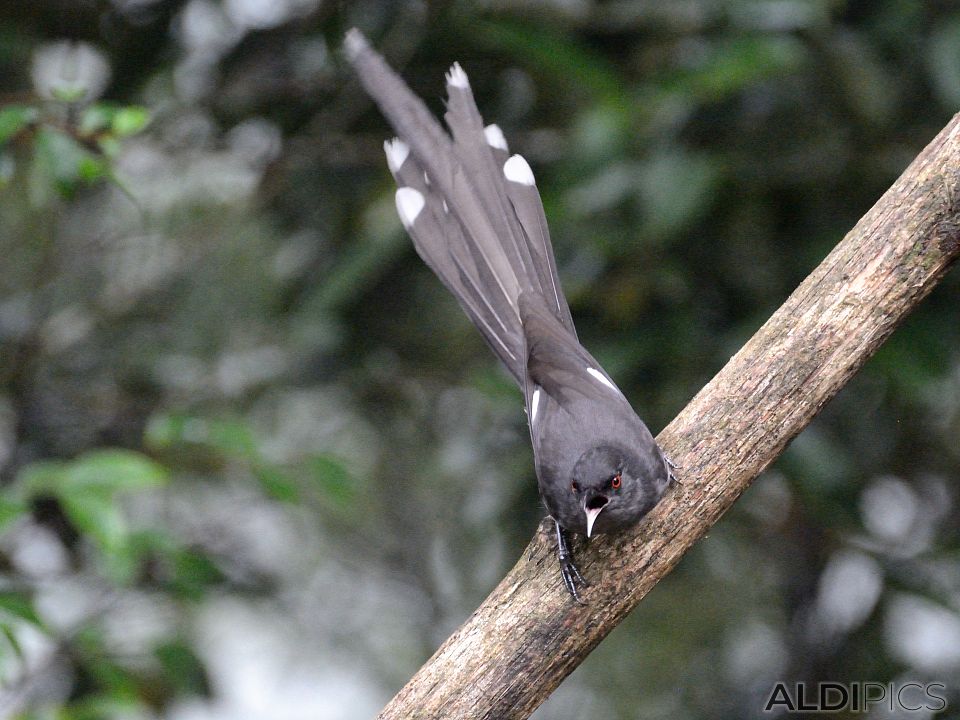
[[611, 472, 622, 490]]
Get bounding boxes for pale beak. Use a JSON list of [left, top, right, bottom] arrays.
[[583, 493, 609, 538]]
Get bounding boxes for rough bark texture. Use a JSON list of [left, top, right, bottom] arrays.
[[378, 114, 960, 720]]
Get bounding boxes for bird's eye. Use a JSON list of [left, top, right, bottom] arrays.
[[571, 481, 580, 493], [611, 472, 622, 490]]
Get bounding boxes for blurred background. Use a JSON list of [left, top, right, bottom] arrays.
[[1, 1, 959, 718]]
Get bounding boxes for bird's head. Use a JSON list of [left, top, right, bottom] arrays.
[[570, 444, 663, 537]]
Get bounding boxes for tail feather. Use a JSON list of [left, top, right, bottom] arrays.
[[501, 158, 577, 336], [345, 29, 577, 383], [386, 140, 522, 376], [444, 74, 542, 300]]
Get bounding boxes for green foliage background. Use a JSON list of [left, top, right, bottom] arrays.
[[1, 1, 959, 718]]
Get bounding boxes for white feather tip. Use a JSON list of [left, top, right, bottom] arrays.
[[503, 154, 535, 186], [343, 29, 368, 60], [395, 187, 425, 229], [446, 62, 470, 89], [484, 124, 508, 151], [383, 138, 409, 174]]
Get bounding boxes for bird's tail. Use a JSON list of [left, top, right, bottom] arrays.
[[345, 29, 576, 385]]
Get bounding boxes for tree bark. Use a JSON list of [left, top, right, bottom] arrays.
[[378, 114, 960, 719]]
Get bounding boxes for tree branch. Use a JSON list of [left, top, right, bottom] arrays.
[[378, 114, 960, 720]]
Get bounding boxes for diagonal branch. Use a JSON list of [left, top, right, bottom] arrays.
[[377, 114, 960, 720]]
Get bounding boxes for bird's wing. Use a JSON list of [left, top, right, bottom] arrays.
[[520, 292, 625, 409]]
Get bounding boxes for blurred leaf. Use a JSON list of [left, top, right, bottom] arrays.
[[169, 549, 226, 601], [66, 695, 145, 720], [145, 414, 258, 460], [111, 106, 150, 136], [98, 134, 121, 158], [77, 154, 108, 181], [58, 450, 168, 495], [307, 454, 354, 508], [78, 103, 151, 139], [144, 413, 184, 450], [0, 590, 43, 627], [255, 465, 300, 502], [60, 492, 136, 582], [0, 622, 25, 662], [155, 640, 211, 696], [32, 126, 98, 198], [667, 35, 806, 102], [206, 418, 258, 459], [73, 628, 142, 700], [17, 459, 68, 497], [123, 529, 224, 600], [0, 104, 36, 143], [126, 528, 177, 564], [50, 86, 88, 103], [0, 494, 27, 533], [79, 103, 113, 134], [15, 451, 166, 583]]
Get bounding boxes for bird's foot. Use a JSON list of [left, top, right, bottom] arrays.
[[663, 452, 682, 486], [553, 518, 590, 604]]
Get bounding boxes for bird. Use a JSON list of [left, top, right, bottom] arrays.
[[344, 29, 674, 602]]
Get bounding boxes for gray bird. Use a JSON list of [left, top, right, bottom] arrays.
[[345, 29, 674, 602]]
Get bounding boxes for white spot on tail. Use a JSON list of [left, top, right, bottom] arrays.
[[442, 199, 449, 213], [384, 138, 409, 174], [423, 170, 430, 186], [484, 124, 508, 151], [504, 154, 535, 186], [531, 387, 541, 423], [395, 187, 425, 229], [587, 367, 617, 392], [446, 62, 469, 89]]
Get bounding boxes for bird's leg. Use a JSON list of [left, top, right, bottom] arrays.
[[553, 517, 589, 604]]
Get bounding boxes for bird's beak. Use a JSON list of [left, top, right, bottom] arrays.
[[583, 493, 609, 539]]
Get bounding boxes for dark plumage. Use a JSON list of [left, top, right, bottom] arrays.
[[345, 30, 673, 602]]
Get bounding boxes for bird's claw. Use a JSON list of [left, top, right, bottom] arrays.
[[663, 452, 682, 486], [559, 554, 590, 605], [553, 518, 590, 604]]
